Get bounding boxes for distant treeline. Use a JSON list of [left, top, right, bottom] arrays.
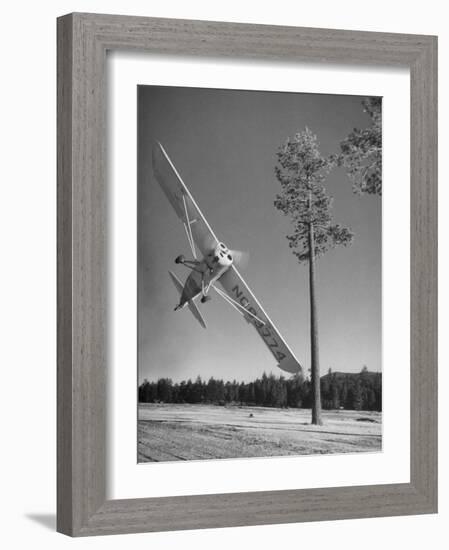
[[138, 367, 382, 411]]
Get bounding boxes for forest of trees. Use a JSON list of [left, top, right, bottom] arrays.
[[138, 367, 381, 412]]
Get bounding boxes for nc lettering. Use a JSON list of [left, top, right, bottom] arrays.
[[232, 285, 287, 363]]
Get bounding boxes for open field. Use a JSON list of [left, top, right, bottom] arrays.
[[138, 403, 382, 462]]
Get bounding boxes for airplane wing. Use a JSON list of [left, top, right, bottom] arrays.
[[152, 142, 219, 258], [218, 266, 302, 374]]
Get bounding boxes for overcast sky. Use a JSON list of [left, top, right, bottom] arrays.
[[138, 85, 381, 384]]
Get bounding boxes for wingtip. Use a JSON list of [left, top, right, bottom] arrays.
[[152, 140, 165, 155], [277, 358, 303, 375]]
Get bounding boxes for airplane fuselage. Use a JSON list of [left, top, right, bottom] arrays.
[[178, 242, 233, 308]]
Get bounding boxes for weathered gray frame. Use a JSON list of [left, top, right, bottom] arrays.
[[57, 12, 437, 537]]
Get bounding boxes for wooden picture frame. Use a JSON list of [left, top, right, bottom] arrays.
[[57, 12, 437, 536]]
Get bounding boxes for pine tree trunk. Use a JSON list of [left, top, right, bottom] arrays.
[[308, 222, 323, 426]]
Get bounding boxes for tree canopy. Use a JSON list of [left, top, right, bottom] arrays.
[[333, 97, 382, 196], [274, 128, 354, 262]]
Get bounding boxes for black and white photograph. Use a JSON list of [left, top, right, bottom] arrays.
[[137, 85, 382, 463]]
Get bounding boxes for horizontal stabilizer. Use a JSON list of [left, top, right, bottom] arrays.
[[168, 270, 184, 295], [187, 300, 207, 329], [169, 271, 206, 329]]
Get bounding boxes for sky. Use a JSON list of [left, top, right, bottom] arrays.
[[137, 86, 381, 384]]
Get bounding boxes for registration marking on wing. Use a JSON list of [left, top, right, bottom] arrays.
[[230, 284, 287, 363]]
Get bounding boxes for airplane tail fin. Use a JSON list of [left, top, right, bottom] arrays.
[[168, 271, 207, 329]]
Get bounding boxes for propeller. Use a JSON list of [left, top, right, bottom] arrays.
[[229, 249, 250, 269]]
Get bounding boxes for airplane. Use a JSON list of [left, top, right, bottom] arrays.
[[152, 142, 302, 374]]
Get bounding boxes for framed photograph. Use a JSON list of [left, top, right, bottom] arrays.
[[137, 86, 383, 462], [57, 13, 437, 536]]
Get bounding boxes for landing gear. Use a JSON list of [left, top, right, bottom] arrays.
[[175, 254, 185, 264], [201, 295, 211, 304]]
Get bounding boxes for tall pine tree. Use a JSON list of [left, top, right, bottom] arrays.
[[274, 128, 354, 425]]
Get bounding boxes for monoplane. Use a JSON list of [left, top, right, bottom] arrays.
[[152, 142, 301, 374]]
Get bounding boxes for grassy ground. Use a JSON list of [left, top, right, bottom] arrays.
[[138, 403, 382, 462]]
